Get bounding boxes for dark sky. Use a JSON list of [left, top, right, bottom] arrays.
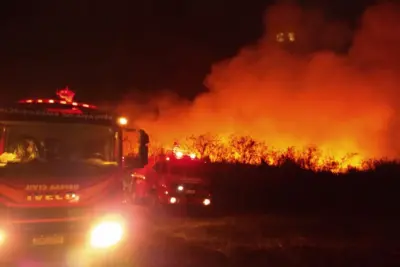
[[0, 0, 373, 103]]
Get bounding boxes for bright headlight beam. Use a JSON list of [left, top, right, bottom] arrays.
[[118, 117, 128, 126], [0, 230, 5, 245], [203, 198, 211, 206], [90, 221, 124, 248]]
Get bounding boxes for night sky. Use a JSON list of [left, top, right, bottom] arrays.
[[0, 0, 373, 104]]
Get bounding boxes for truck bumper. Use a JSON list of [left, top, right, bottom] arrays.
[[0, 220, 133, 265], [160, 195, 212, 207], [1, 242, 130, 266]]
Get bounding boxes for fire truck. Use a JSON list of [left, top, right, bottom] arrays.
[[129, 147, 212, 212], [0, 88, 149, 265]]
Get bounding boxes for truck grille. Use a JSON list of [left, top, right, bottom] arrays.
[[8, 207, 90, 222], [15, 220, 88, 234], [173, 183, 210, 197]]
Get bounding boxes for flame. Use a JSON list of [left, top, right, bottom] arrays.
[[118, 3, 400, 173]]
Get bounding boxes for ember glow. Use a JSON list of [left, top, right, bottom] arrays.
[[119, 2, 400, 172]]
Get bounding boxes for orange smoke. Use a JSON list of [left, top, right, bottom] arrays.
[[119, 2, 400, 170]]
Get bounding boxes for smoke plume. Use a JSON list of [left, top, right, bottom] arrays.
[[119, 2, 400, 161]]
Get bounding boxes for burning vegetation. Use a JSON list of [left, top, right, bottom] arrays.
[[119, 2, 400, 173]]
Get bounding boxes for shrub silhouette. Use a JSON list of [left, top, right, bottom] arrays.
[[156, 134, 377, 173], [139, 134, 400, 216]]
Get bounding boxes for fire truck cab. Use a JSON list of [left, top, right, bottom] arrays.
[[130, 148, 212, 210], [0, 88, 149, 265]]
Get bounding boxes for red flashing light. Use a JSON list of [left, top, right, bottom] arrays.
[[168, 149, 198, 161], [18, 99, 97, 109], [18, 87, 97, 109], [56, 86, 75, 102]]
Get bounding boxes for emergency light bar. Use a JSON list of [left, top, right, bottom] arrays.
[[12, 88, 138, 128], [165, 150, 196, 161], [18, 87, 97, 109], [18, 99, 97, 109]]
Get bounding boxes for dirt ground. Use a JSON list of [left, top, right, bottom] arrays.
[[7, 209, 400, 266], [127, 211, 400, 267]]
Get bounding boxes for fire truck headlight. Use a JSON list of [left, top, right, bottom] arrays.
[[0, 229, 5, 245], [169, 197, 177, 204], [203, 198, 211, 206], [177, 185, 184, 191], [118, 117, 128, 126], [90, 221, 124, 248]]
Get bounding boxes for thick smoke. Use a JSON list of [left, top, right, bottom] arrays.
[[120, 2, 400, 160]]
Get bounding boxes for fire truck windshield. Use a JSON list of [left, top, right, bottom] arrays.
[[0, 122, 119, 175]]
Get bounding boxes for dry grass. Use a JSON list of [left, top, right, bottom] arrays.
[[136, 214, 400, 266], [15, 213, 400, 266]]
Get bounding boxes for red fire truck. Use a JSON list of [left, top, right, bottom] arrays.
[[0, 88, 149, 265], [129, 147, 212, 212]]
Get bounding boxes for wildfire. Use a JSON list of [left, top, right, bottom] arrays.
[[119, 2, 400, 173], [122, 133, 370, 173]]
